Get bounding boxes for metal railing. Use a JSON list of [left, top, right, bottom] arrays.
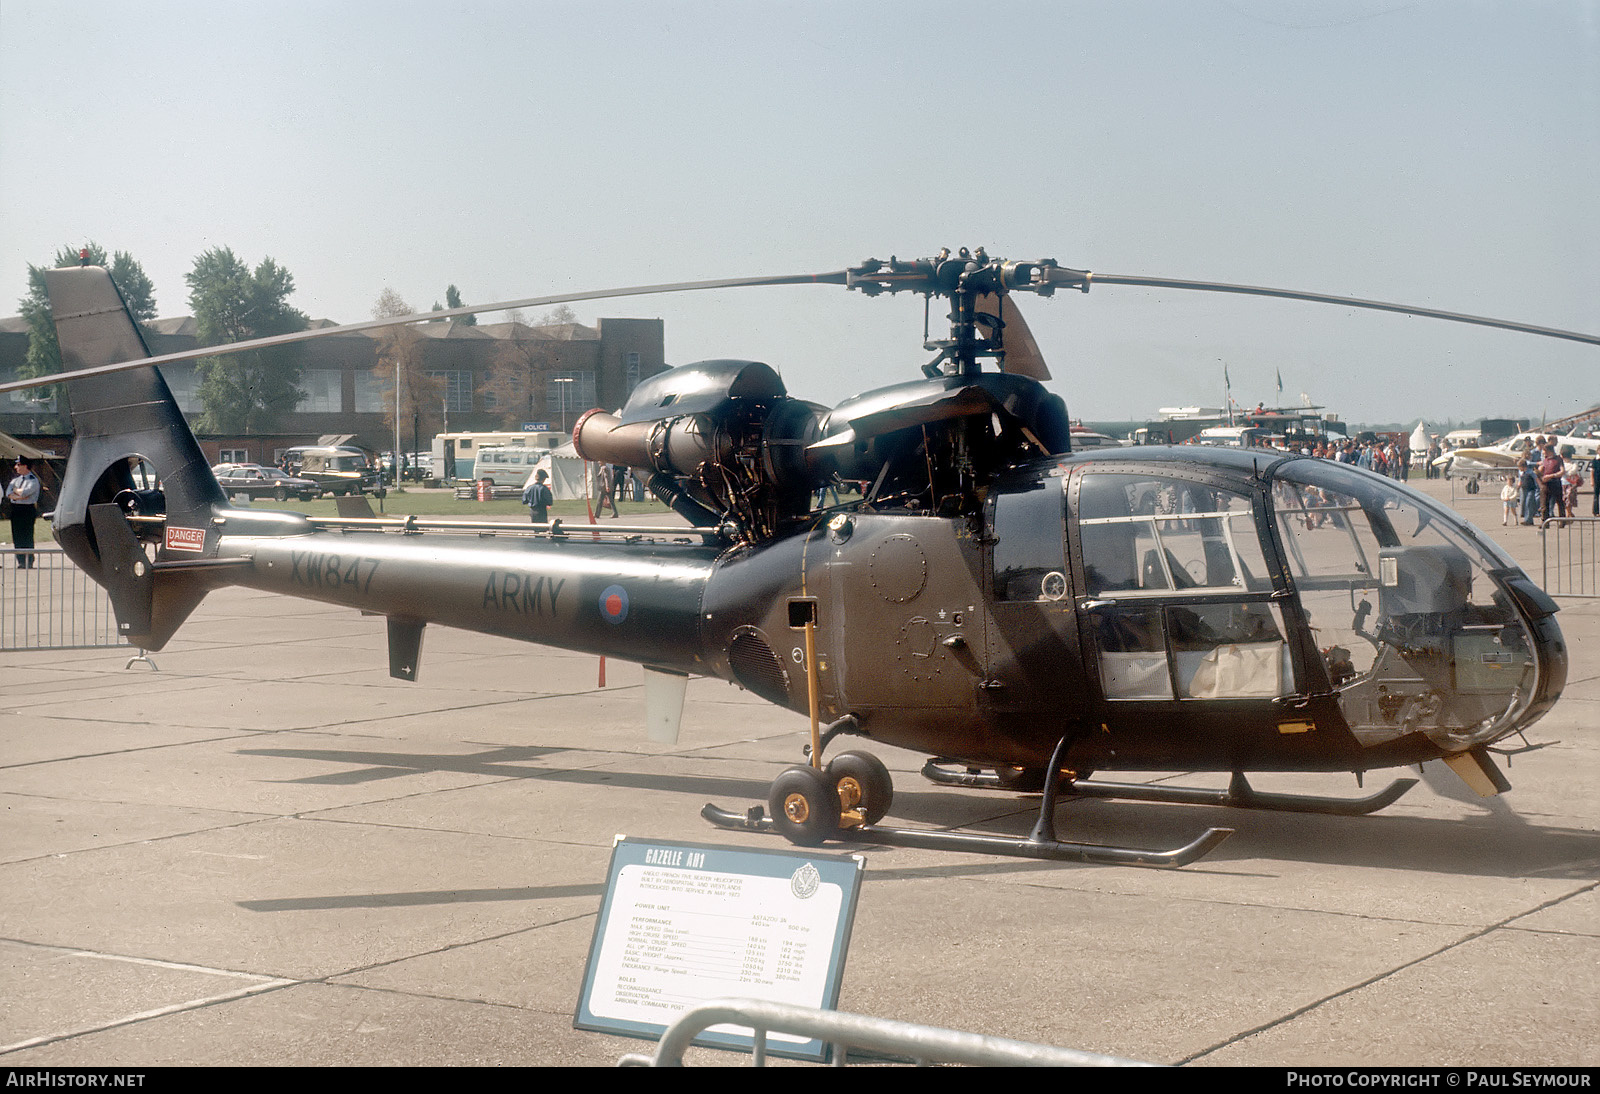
[[1540, 516, 1600, 598], [0, 548, 127, 651], [616, 997, 1154, 1067]]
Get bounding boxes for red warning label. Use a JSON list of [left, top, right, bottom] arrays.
[[165, 526, 206, 553]]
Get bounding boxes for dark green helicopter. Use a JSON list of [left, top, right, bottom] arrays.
[[10, 249, 1594, 867]]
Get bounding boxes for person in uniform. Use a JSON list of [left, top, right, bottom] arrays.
[[6, 456, 41, 569], [522, 468, 553, 523]]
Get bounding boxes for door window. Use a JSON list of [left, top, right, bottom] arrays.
[[993, 477, 1067, 602], [1078, 472, 1289, 700], [1078, 473, 1270, 597]]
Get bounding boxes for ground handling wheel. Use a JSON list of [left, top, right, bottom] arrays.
[[767, 765, 841, 847], [825, 751, 893, 826]]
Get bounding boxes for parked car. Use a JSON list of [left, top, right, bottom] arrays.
[[214, 464, 322, 502], [281, 445, 386, 497]]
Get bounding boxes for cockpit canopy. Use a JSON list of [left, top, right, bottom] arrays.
[[990, 451, 1559, 754]]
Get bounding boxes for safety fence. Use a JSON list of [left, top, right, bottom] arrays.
[[615, 997, 1151, 1067], [0, 548, 127, 651], [1540, 517, 1600, 599]]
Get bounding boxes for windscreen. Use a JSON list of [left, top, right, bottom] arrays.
[[1269, 459, 1537, 749]]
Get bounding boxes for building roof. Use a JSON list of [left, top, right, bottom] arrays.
[[148, 316, 200, 336], [2, 314, 605, 344], [476, 320, 598, 341]]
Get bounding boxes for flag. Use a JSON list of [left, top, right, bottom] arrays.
[[1276, 368, 1283, 395]]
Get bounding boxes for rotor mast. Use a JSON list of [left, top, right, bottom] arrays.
[[844, 247, 1079, 378]]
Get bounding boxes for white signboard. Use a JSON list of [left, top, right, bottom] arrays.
[[575, 838, 864, 1060]]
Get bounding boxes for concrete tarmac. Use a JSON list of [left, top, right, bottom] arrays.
[[0, 477, 1594, 1067]]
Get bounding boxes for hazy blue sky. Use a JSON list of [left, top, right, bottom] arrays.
[[2, 0, 1596, 426]]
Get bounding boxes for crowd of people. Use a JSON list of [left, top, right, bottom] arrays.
[[1202, 428, 1597, 529], [1499, 436, 1593, 526], [1227, 435, 1417, 478]]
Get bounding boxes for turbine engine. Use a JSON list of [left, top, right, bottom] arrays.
[[574, 359, 822, 541]]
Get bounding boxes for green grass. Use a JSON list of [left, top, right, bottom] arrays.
[[1, 521, 53, 547], [241, 492, 670, 520], [0, 492, 672, 544]]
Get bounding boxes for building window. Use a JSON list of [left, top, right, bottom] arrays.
[[3, 384, 55, 413], [545, 370, 595, 415], [219, 448, 249, 464], [299, 369, 343, 413], [428, 370, 473, 413], [353, 371, 388, 413], [157, 364, 201, 414]]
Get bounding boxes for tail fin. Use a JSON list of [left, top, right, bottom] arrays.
[[45, 265, 226, 646]]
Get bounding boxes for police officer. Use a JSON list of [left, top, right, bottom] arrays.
[[523, 468, 553, 523], [6, 456, 41, 569]]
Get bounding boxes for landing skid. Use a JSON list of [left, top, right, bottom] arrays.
[[701, 803, 1233, 869], [922, 762, 1418, 817]]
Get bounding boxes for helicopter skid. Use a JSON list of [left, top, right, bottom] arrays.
[[700, 803, 1233, 869], [921, 762, 1418, 817]]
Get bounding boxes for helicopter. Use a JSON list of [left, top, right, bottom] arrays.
[[9, 248, 1594, 868]]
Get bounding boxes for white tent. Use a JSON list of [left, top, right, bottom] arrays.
[[523, 443, 591, 501], [1409, 421, 1430, 451]]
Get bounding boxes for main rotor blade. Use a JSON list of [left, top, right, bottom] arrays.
[[1071, 271, 1600, 347], [0, 268, 850, 395]]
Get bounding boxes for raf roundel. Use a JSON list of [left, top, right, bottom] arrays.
[[599, 584, 629, 625]]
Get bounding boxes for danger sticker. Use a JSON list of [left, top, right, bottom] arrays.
[[165, 526, 206, 553]]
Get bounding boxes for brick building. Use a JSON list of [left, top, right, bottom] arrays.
[[0, 313, 666, 466]]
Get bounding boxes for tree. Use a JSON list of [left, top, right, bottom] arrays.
[[16, 242, 157, 430], [539, 304, 577, 327], [481, 306, 583, 430], [186, 248, 308, 433], [369, 290, 444, 446], [445, 284, 476, 326], [482, 330, 547, 430]]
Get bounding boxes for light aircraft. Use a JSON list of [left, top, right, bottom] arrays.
[[8, 249, 1598, 867], [1438, 431, 1600, 476]]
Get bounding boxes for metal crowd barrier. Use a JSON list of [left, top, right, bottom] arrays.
[[1540, 516, 1600, 599], [0, 547, 127, 651], [615, 997, 1153, 1067]]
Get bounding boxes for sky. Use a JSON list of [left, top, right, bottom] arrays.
[[1, 0, 1597, 428]]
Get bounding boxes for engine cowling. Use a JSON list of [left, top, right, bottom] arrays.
[[574, 360, 822, 539]]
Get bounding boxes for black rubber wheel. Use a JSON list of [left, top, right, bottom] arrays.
[[826, 751, 893, 825], [767, 765, 840, 847], [273, 486, 288, 501]]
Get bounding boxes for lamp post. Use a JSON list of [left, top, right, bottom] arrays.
[[553, 376, 574, 435], [393, 358, 402, 488]]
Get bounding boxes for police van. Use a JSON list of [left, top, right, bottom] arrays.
[[473, 444, 553, 486]]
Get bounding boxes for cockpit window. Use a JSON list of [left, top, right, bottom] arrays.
[[1269, 459, 1538, 750], [1077, 473, 1270, 597], [1077, 472, 1290, 700]]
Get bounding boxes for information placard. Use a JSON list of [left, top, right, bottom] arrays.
[[574, 837, 864, 1060]]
